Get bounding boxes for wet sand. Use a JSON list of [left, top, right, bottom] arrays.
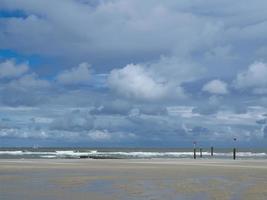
[[0, 159, 267, 200]]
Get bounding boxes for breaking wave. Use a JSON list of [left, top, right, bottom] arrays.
[[0, 150, 266, 159]]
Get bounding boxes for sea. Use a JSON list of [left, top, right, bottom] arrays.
[[0, 147, 266, 159]]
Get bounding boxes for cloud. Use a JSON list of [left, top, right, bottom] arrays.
[[256, 118, 267, 125], [87, 129, 111, 141], [0, 0, 224, 67], [0, 128, 49, 139], [0, 58, 51, 106], [264, 126, 267, 138], [50, 110, 94, 132], [202, 79, 228, 95], [0, 71, 50, 106], [187, 126, 211, 137], [0, 59, 29, 79], [234, 62, 267, 89], [0, 88, 44, 106], [107, 55, 200, 101], [56, 62, 91, 85], [192, 96, 221, 115], [0, 0, 266, 73], [8, 73, 50, 89], [252, 88, 267, 95], [1, 1, 267, 146], [137, 105, 168, 115], [108, 64, 171, 101], [90, 99, 132, 115]]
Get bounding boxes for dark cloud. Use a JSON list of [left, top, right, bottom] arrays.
[[231, 106, 248, 114], [192, 105, 219, 115], [137, 105, 168, 116], [90, 100, 132, 115], [1, 0, 266, 73], [256, 118, 267, 125], [189, 126, 210, 137], [0, 88, 44, 106], [264, 126, 267, 138], [50, 110, 94, 132]]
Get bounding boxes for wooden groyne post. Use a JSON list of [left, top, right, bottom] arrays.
[[233, 138, 237, 160], [233, 148, 236, 160], [193, 141, 196, 159]]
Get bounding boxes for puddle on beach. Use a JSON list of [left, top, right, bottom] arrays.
[[66, 177, 246, 200], [1, 171, 264, 200], [84, 179, 209, 200], [83, 176, 265, 200]]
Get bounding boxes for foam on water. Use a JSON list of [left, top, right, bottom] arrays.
[[0, 150, 98, 158], [0, 150, 266, 159], [40, 155, 57, 158]]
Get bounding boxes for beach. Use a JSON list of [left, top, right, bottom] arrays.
[[0, 159, 266, 200]]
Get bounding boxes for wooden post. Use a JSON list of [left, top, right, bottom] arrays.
[[233, 148, 236, 160], [233, 137, 237, 160], [200, 148, 202, 158], [211, 146, 214, 157], [193, 141, 196, 159]]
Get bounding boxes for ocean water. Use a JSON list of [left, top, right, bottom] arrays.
[[0, 147, 266, 159]]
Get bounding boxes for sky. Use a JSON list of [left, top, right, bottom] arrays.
[[0, 0, 267, 147]]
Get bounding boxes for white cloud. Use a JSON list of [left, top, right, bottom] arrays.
[[0, 128, 49, 139], [234, 62, 267, 89], [107, 54, 203, 101], [88, 129, 111, 141], [56, 62, 91, 85], [202, 79, 228, 95], [8, 73, 50, 89], [108, 63, 174, 101], [0, 60, 29, 78], [149, 56, 202, 84], [87, 129, 136, 141], [0, 0, 224, 64]]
